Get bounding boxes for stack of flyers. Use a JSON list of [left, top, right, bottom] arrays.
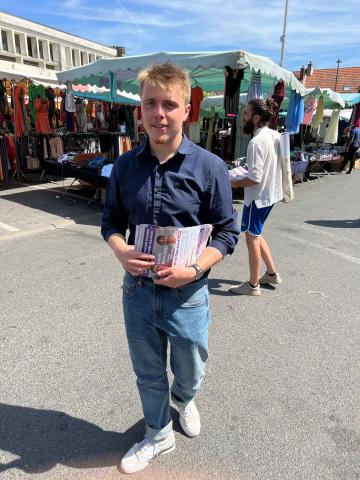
[[134, 224, 213, 278]]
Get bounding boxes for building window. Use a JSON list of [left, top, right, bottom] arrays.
[[23, 59, 39, 67], [39, 40, 44, 59], [343, 86, 352, 92], [14, 34, 21, 54], [46, 64, 55, 70], [49, 43, 54, 61], [81, 51, 87, 65], [72, 49, 76, 66], [0, 54, 15, 62], [1, 30, 9, 51], [27, 37, 34, 57]]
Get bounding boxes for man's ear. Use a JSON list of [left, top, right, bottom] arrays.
[[184, 103, 191, 119]]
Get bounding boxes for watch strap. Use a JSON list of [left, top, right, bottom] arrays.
[[190, 263, 203, 280]]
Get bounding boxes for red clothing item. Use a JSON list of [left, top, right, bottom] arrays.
[[14, 85, 25, 137], [5, 135, 16, 170], [188, 86, 203, 123], [35, 98, 51, 134]]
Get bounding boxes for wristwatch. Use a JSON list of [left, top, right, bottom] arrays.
[[189, 263, 204, 280]]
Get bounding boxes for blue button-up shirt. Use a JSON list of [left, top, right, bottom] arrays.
[[101, 135, 239, 257]]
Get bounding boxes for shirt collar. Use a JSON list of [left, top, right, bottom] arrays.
[[136, 134, 193, 158], [253, 126, 268, 137]]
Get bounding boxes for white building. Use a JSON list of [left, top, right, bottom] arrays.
[[0, 11, 123, 86]]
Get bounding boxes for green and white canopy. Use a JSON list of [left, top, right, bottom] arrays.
[[281, 87, 345, 110], [57, 50, 305, 101], [342, 93, 360, 107]]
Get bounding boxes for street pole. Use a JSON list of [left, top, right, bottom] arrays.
[[279, 0, 289, 67], [335, 59, 342, 91]]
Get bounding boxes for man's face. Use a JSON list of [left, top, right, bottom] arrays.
[[243, 104, 255, 135], [157, 236, 166, 245], [141, 83, 190, 146]]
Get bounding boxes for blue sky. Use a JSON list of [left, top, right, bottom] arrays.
[[3, 0, 359, 71]]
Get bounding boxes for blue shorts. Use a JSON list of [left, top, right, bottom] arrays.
[[241, 201, 273, 236]]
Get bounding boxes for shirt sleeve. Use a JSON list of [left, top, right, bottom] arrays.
[[101, 158, 129, 242], [247, 140, 264, 183], [204, 159, 240, 256]]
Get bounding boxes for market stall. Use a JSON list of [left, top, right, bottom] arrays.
[[57, 50, 305, 166], [0, 74, 141, 190]]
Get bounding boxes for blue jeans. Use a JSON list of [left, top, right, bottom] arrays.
[[122, 272, 210, 440]]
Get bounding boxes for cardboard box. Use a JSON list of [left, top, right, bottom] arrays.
[[25, 156, 40, 170]]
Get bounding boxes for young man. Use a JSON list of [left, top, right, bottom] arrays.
[[101, 62, 239, 474], [230, 98, 283, 296], [342, 125, 360, 175]]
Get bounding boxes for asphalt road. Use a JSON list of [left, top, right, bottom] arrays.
[[0, 172, 359, 480]]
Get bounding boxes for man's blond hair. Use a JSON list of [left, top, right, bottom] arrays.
[[138, 62, 191, 104]]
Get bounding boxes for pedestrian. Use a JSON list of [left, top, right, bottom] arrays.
[[230, 98, 283, 296], [101, 62, 239, 474], [342, 125, 360, 174]]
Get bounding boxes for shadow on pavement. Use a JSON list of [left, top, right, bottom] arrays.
[[208, 278, 240, 296], [0, 403, 144, 474], [305, 219, 360, 229], [0, 187, 102, 227], [208, 278, 277, 296]]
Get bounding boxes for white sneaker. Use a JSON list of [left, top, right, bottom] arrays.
[[173, 398, 201, 437], [120, 431, 175, 474], [259, 272, 283, 285], [229, 282, 261, 296]]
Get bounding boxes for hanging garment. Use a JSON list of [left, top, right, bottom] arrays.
[[223, 67, 244, 116], [5, 134, 17, 170], [206, 107, 216, 151], [311, 95, 324, 129], [246, 71, 263, 102], [133, 107, 140, 143], [14, 86, 26, 137], [0, 137, 10, 179], [352, 103, 360, 128], [234, 104, 251, 159], [269, 80, 285, 129], [303, 96, 317, 125], [28, 84, 46, 124], [285, 91, 304, 134], [189, 122, 201, 143], [60, 92, 67, 124], [20, 89, 30, 135], [65, 92, 76, 113], [66, 111, 76, 133], [188, 86, 203, 123], [46, 88, 56, 127], [75, 100, 87, 133], [0, 80, 6, 115], [324, 110, 340, 144], [35, 98, 51, 134]]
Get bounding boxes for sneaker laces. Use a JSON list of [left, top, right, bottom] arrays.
[[135, 436, 158, 460], [181, 401, 196, 418]]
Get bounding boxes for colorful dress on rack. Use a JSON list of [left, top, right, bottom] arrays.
[[35, 98, 52, 134], [269, 80, 285, 129], [14, 85, 26, 137]]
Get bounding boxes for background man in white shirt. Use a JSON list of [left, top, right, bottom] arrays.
[[230, 98, 283, 296]]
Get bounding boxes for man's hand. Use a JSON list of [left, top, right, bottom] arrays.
[[153, 266, 196, 288], [231, 177, 259, 188], [114, 244, 155, 276]]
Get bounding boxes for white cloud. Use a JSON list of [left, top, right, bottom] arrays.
[[19, 0, 360, 71]]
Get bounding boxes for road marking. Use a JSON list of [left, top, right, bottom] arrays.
[[283, 222, 358, 244], [0, 222, 19, 232], [277, 231, 360, 266]]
